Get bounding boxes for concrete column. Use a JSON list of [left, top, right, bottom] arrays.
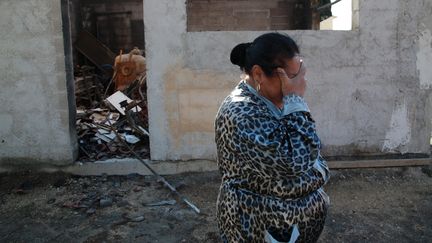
[[144, 0, 187, 160], [0, 0, 77, 166]]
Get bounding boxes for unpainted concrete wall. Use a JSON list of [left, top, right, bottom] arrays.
[[0, 0, 77, 165], [145, 0, 432, 160]]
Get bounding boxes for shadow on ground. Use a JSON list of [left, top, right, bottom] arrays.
[[0, 166, 431, 242]]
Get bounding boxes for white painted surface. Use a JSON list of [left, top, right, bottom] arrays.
[[383, 100, 411, 152], [417, 26, 432, 90]]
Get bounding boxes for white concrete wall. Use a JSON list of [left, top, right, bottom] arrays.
[[0, 0, 77, 165], [145, 0, 432, 161]]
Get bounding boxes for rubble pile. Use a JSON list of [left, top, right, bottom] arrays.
[[74, 51, 149, 162], [74, 65, 106, 109]]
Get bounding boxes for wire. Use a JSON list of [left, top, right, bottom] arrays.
[[316, 0, 343, 11], [104, 70, 117, 98], [104, 111, 201, 214]]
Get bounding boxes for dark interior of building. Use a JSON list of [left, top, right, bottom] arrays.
[[68, 0, 149, 162]]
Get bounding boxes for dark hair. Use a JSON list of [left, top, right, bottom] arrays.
[[230, 33, 300, 76]]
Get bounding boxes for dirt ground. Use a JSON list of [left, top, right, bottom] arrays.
[[0, 165, 431, 243]]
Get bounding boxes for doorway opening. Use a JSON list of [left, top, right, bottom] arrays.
[[65, 0, 149, 162]]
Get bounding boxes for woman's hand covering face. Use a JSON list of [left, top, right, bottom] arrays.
[[276, 65, 307, 97]]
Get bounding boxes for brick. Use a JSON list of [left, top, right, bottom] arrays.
[[186, 0, 306, 31], [189, 0, 210, 2], [188, 16, 205, 26], [221, 16, 237, 26], [233, 9, 270, 18], [208, 2, 233, 11], [270, 8, 293, 17], [236, 15, 270, 30], [188, 2, 209, 12], [270, 23, 293, 30], [203, 16, 225, 26], [271, 16, 291, 25], [278, 0, 303, 9], [236, 24, 270, 31], [219, 25, 236, 31], [240, 0, 279, 9], [209, 1, 277, 11], [188, 25, 202, 32], [86, 0, 141, 4], [192, 10, 232, 17]]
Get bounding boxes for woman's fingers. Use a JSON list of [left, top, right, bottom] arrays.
[[276, 68, 291, 96], [276, 68, 289, 86], [276, 67, 307, 97], [277, 67, 306, 97], [300, 77, 307, 97]]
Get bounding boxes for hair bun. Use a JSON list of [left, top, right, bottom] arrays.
[[230, 42, 251, 68]]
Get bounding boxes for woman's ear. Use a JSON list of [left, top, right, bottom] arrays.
[[251, 65, 264, 84]]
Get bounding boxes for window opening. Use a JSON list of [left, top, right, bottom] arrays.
[[68, 0, 149, 162], [186, 0, 358, 32], [320, 0, 355, 30]]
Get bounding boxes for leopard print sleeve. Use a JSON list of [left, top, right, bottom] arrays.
[[229, 96, 329, 198], [234, 110, 321, 177], [216, 82, 330, 242]]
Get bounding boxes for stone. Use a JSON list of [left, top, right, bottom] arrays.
[[99, 197, 113, 207]]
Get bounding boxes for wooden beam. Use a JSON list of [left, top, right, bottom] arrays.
[[328, 158, 431, 169]]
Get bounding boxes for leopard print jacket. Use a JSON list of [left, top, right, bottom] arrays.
[[215, 80, 330, 242]]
